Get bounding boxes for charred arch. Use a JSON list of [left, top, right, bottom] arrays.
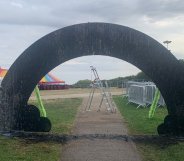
[[1, 23, 184, 135]]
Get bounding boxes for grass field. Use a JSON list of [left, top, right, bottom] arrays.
[[37, 98, 82, 134], [0, 98, 82, 161], [114, 96, 184, 161]]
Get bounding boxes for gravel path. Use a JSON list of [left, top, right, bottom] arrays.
[[60, 95, 141, 161]]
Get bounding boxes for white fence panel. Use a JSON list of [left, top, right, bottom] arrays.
[[145, 85, 156, 105], [126, 81, 165, 107], [128, 85, 146, 107]]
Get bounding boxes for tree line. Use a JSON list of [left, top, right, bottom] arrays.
[[72, 71, 151, 88], [72, 59, 184, 88]]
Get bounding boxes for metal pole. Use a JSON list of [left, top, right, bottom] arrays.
[[163, 40, 172, 50]]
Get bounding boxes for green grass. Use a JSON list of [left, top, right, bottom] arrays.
[[0, 98, 82, 161], [114, 96, 184, 161], [40, 98, 82, 134], [138, 142, 184, 161], [0, 136, 60, 161], [113, 96, 168, 135]]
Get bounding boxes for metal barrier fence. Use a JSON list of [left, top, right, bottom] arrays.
[[145, 84, 165, 106], [145, 85, 156, 105], [123, 81, 154, 95], [126, 81, 165, 107], [128, 85, 146, 108]]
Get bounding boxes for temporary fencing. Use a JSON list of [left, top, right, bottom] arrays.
[[126, 81, 165, 107], [145, 84, 156, 105], [122, 81, 148, 98], [128, 85, 146, 108]]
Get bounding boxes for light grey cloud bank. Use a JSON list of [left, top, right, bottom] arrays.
[[52, 56, 140, 84], [0, 0, 183, 83]]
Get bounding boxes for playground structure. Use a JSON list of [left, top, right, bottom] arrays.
[[0, 23, 184, 135], [85, 66, 116, 113]]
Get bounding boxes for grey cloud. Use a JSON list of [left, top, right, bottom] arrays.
[[0, 0, 183, 84], [60, 55, 138, 73], [54, 55, 140, 84], [51, 0, 138, 23], [1, 0, 184, 27], [136, 0, 184, 21]]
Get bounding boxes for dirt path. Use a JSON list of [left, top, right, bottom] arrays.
[[29, 92, 122, 100], [60, 96, 141, 161]]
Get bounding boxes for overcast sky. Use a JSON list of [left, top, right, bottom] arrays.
[[0, 0, 184, 84]]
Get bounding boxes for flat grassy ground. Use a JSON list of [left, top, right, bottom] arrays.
[[31, 87, 122, 97], [114, 96, 184, 161], [39, 98, 82, 134], [0, 98, 82, 161]]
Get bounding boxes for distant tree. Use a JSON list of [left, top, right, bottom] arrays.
[[72, 79, 91, 88], [104, 76, 136, 88], [134, 72, 151, 81], [72, 71, 152, 88]]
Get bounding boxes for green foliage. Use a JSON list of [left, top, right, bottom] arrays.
[[104, 76, 135, 88], [72, 76, 136, 88], [135, 71, 151, 81], [72, 71, 151, 88], [72, 79, 91, 88], [105, 72, 151, 87]]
